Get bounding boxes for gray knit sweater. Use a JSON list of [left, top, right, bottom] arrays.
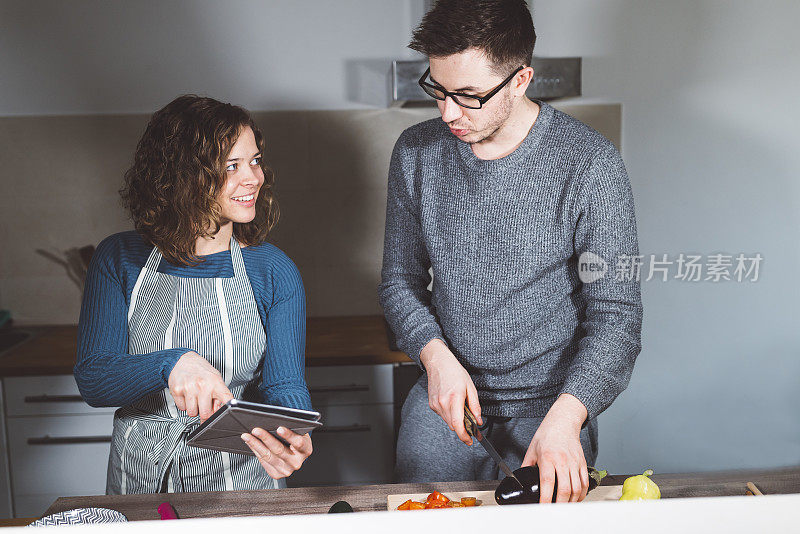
[[378, 101, 643, 420]]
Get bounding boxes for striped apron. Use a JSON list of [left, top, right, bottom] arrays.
[[106, 237, 277, 494]]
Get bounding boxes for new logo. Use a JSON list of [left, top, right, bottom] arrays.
[[578, 252, 608, 283]]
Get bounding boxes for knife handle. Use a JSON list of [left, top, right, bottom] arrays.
[[158, 502, 178, 520], [463, 405, 479, 438]]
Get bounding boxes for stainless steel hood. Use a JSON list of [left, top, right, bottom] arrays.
[[391, 57, 581, 106]]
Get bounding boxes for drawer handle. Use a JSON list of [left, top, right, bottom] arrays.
[[309, 385, 369, 394], [315, 424, 371, 434], [24, 395, 85, 404], [28, 435, 112, 445]]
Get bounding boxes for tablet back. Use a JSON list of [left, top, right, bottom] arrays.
[[187, 401, 323, 456]]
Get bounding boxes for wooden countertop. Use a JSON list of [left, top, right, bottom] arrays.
[[0, 316, 411, 377], [305, 316, 410, 366], [36, 466, 800, 521]]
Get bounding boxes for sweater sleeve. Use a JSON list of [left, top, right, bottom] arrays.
[[258, 252, 313, 411], [74, 237, 190, 407], [378, 132, 446, 366], [559, 146, 644, 421]]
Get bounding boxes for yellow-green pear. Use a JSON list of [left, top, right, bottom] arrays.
[[619, 469, 661, 500]]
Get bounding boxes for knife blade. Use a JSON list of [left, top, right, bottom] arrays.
[[463, 406, 523, 488]]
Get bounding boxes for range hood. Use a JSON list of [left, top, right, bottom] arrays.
[[391, 57, 581, 107]]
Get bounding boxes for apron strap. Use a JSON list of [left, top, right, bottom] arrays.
[[229, 236, 247, 277], [127, 245, 163, 323]]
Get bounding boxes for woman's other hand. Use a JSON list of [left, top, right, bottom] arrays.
[[241, 426, 313, 479], [168, 351, 233, 421]]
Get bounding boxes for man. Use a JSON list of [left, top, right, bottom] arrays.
[[378, 0, 643, 503]]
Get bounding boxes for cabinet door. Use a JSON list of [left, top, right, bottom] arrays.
[[286, 403, 394, 487], [0, 382, 11, 518], [7, 414, 113, 517], [305, 364, 393, 406], [14, 494, 64, 520], [4, 375, 115, 417]]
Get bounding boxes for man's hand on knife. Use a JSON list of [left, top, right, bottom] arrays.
[[522, 393, 589, 503], [420, 339, 483, 445]]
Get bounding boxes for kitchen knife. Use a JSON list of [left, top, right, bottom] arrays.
[[463, 406, 523, 489]]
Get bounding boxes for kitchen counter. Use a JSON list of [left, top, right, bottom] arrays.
[[34, 466, 800, 520], [0, 315, 411, 377]]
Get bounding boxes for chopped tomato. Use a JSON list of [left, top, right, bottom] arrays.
[[426, 491, 450, 504], [461, 497, 477, 507], [399, 492, 479, 510]]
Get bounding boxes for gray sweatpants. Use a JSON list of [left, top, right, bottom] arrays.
[[395, 378, 599, 483]]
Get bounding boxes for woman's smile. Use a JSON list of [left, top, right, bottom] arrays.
[[230, 192, 257, 207]]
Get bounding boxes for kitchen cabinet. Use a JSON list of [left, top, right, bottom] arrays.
[[288, 364, 396, 487], [0, 382, 11, 518], [1, 375, 114, 518]]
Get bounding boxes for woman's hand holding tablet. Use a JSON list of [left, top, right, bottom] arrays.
[[168, 351, 234, 421], [241, 427, 313, 479], [186, 400, 321, 479]]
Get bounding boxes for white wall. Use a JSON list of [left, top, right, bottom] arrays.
[[0, 0, 423, 115], [533, 0, 800, 473]]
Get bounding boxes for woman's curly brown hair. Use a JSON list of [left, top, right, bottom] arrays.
[[121, 94, 278, 266]]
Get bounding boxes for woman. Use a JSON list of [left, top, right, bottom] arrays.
[[75, 95, 313, 494]]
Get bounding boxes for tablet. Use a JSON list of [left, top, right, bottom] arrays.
[[186, 399, 322, 457]]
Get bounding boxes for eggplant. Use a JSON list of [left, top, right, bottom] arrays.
[[495, 466, 544, 505], [495, 466, 607, 505], [328, 500, 354, 513], [588, 467, 607, 491]]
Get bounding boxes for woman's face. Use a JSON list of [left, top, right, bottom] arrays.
[[219, 126, 265, 224]]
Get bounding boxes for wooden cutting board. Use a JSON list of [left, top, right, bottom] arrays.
[[388, 485, 623, 510]]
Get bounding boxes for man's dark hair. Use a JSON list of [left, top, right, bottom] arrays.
[[409, 0, 536, 76]]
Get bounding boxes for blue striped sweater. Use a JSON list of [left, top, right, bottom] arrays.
[[75, 231, 312, 411]]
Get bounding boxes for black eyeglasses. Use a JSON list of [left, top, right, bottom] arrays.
[[418, 66, 524, 109]]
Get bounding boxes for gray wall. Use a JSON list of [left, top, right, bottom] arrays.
[[0, 0, 426, 115], [0, 0, 798, 476], [0, 104, 620, 322], [534, 0, 800, 473]]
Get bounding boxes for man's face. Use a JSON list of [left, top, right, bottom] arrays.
[[429, 48, 516, 144]]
